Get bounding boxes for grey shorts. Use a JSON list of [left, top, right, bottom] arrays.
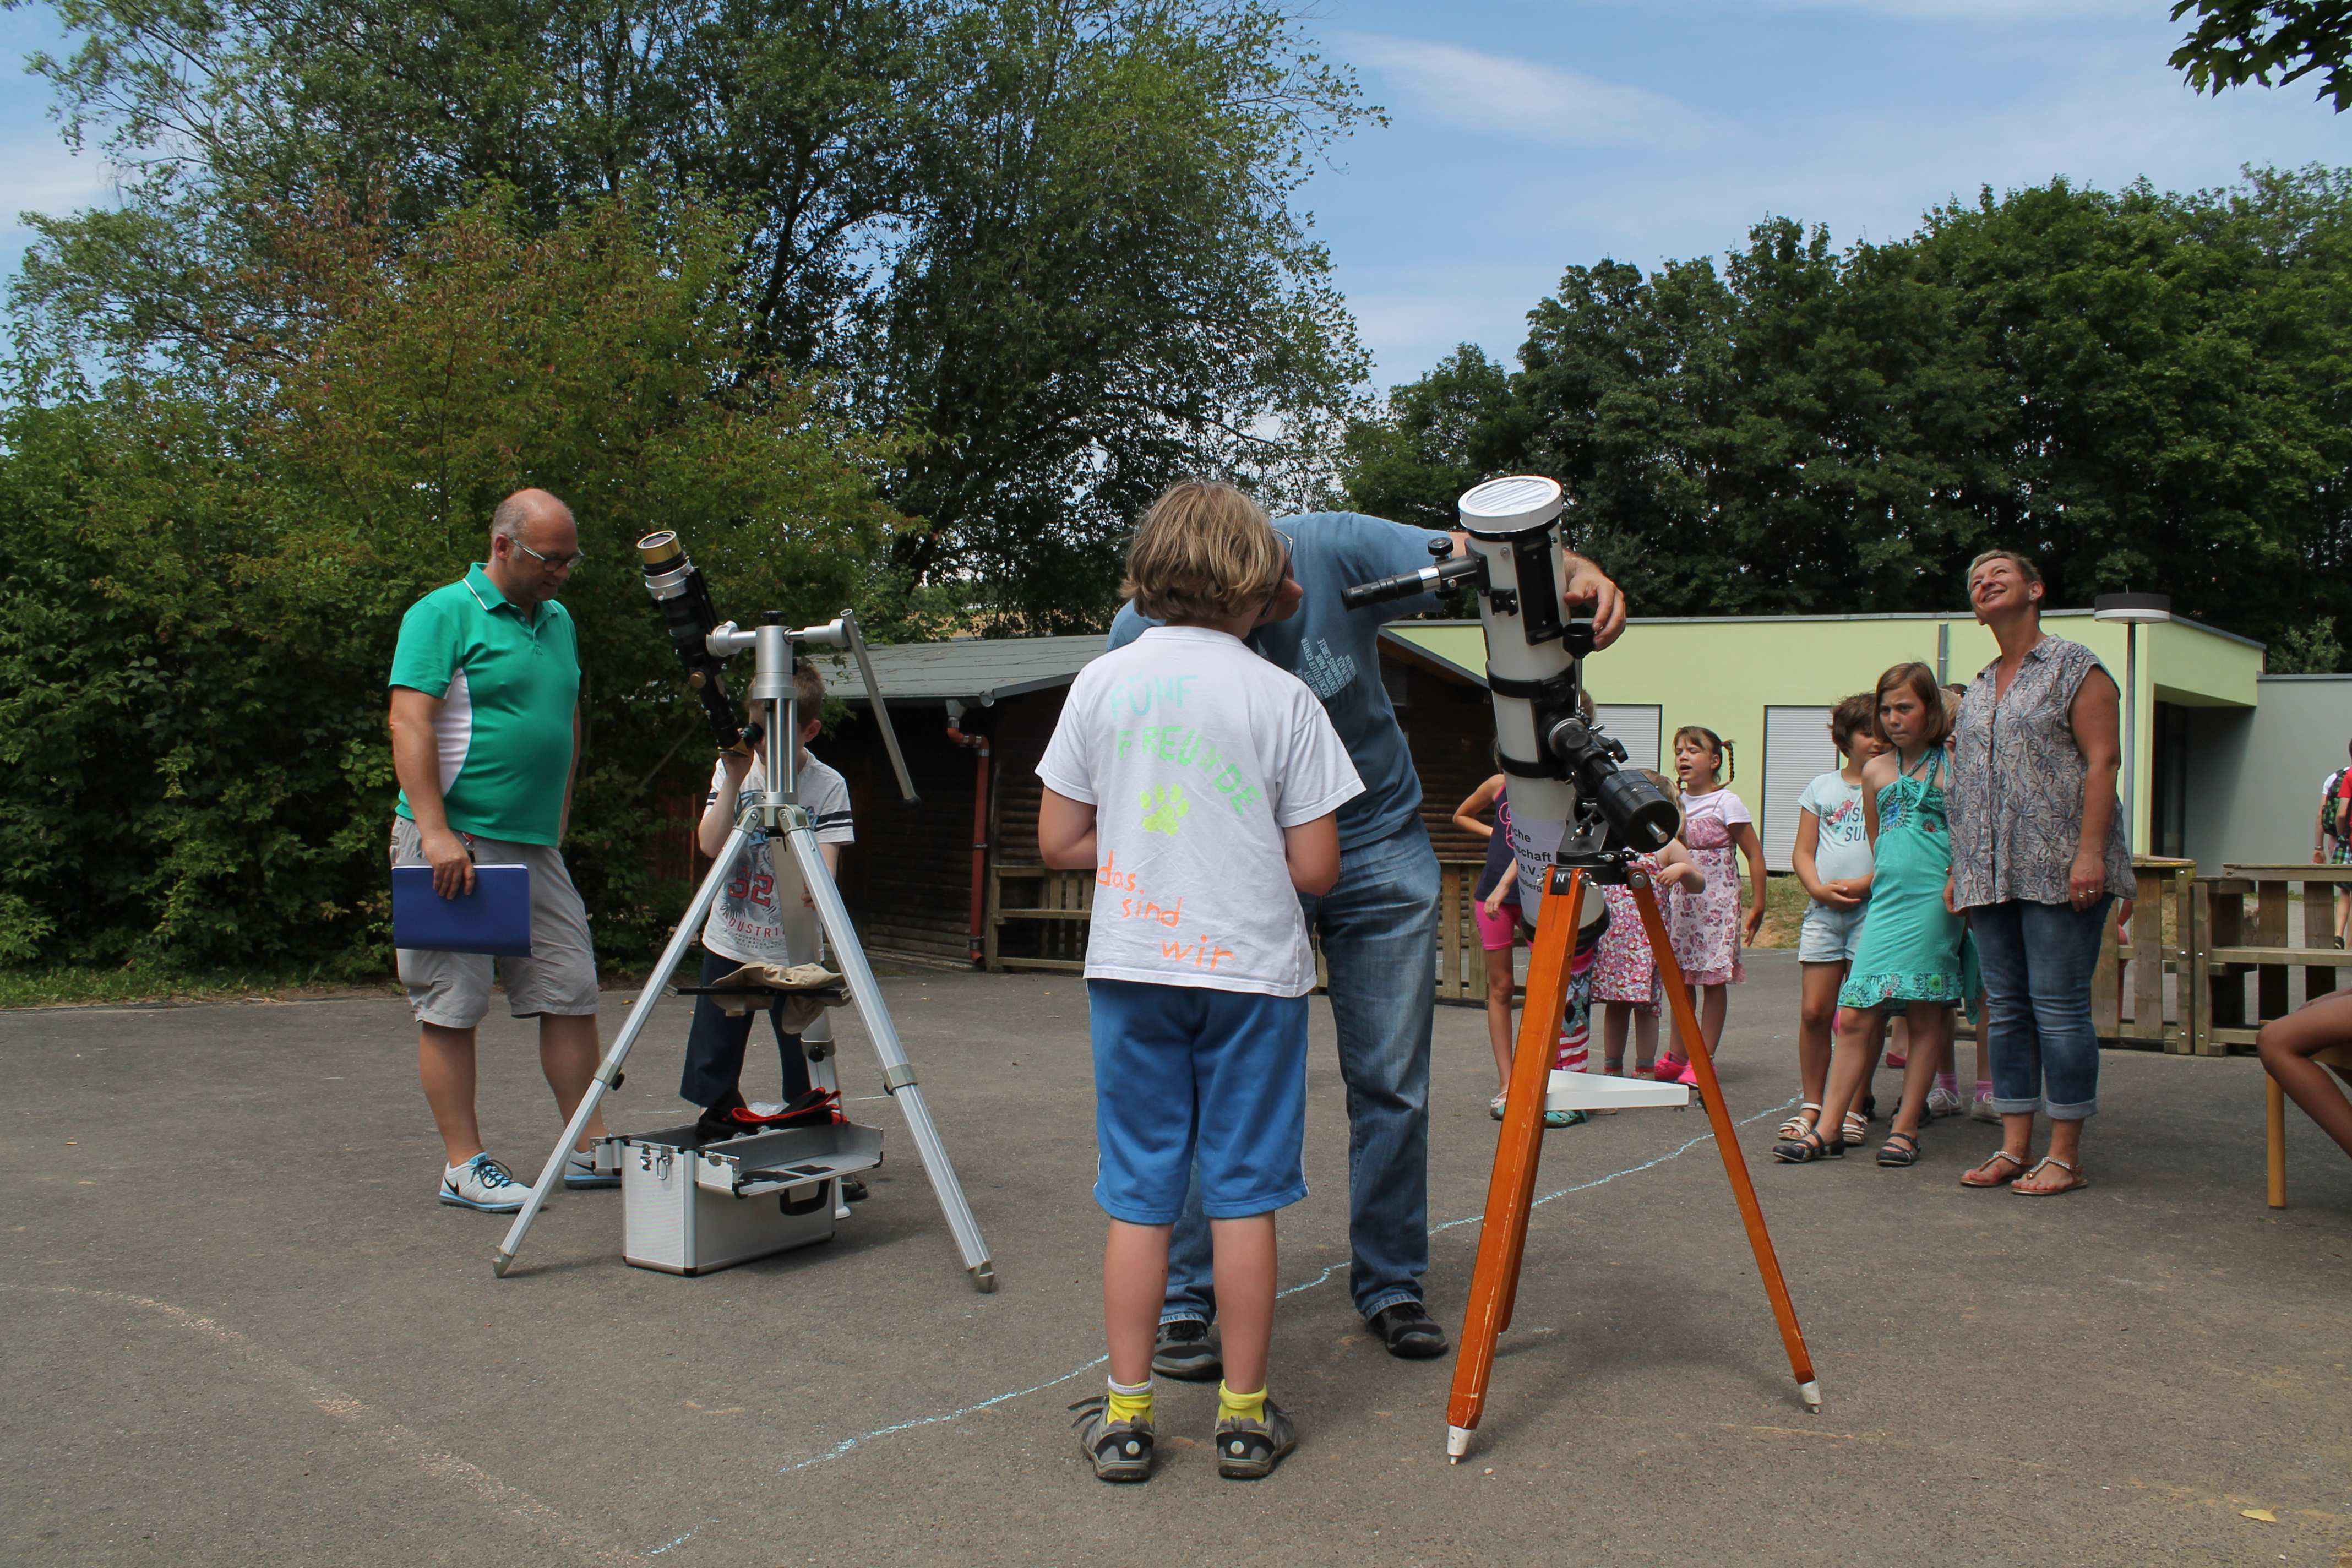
[[1798, 900, 1868, 966], [390, 816, 599, 1029]]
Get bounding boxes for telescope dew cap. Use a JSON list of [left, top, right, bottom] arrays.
[[638, 530, 684, 569], [1459, 476, 1563, 537]]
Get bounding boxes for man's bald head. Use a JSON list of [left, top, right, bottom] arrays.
[[492, 488, 573, 543], [486, 488, 580, 605]]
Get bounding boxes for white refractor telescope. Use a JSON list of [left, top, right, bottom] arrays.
[[1340, 476, 1678, 923]]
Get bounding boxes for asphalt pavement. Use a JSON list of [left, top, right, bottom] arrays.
[[5, 952, 2349, 1566]]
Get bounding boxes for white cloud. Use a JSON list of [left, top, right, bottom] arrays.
[[1341, 32, 1720, 152], [0, 136, 117, 224]]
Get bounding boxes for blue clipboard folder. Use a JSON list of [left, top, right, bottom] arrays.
[[392, 864, 533, 956]]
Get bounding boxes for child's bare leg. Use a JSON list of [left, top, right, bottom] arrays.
[[1700, 983, 1729, 1058], [1603, 1002, 1631, 1071], [1104, 1221, 1173, 1387], [1632, 1007, 1659, 1071], [1796, 963, 1842, 1108], [1817, 1004, 1883, 1134], [1889, 1005, 1952, 1139], [1210, 1215, 1276, 1395], [2259, 990, 2352, 1159], [1484, 946, 1516, 1089]]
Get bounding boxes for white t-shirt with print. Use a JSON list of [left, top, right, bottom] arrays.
[[700, 750, 855, 966], [1796, 770, 1872, 885], [1037, 626, 1364, 997]]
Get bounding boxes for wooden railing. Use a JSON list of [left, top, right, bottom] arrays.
[[2197, 863, 2346, 1054]]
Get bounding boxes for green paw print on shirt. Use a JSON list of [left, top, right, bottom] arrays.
[[1140, 784, 1191, 836]]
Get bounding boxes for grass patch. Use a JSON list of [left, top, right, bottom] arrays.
[[0, 965, 401, 1010], [1754, 874, 1809, 950]]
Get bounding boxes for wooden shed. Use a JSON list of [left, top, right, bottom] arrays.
[[809, 630, 1502, 971]]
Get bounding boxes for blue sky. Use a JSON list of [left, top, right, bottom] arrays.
[[3, 2, 2348, 389]]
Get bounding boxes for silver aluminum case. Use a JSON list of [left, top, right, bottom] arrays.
[[611, 1121, 884, 1277]]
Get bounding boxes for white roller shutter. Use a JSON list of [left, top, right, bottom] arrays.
[[1763, 706, 1837, 873], [1595, 704, 1660, 774]]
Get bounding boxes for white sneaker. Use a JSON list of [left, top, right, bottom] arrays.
[[440, 1153, 528, 1211], [1925, 1086, 1964, 1119], [564, 1145, 619, 1189], [1970, 1095, 2002, 1124]]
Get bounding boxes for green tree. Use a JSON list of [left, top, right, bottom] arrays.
[[2173, 2, 2352, 110], [1339, 344, 1517, 532], [17, 0, 1371, 627], [0, 192, 896, 973], [1349, 171, 2352, 663]]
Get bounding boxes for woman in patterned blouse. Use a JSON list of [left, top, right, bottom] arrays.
[[1945, 551, 2135, 1196]]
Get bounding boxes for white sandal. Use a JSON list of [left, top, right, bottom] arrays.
[[1841, 1110, 1870, 1147], [2012, 1155, 2089, 1196], [1777, 1103, 1822, 1141]]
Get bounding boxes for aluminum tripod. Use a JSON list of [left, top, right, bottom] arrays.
[[491, 612, 995, 1290], [1443, 854, 1816, 1461]]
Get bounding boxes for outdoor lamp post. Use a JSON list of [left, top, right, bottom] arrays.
[[2094, 592, 2171, 856]]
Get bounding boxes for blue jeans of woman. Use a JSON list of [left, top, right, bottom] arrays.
[[1969, 896, 2110, 1121], [1159, 818, 1439, 1324]]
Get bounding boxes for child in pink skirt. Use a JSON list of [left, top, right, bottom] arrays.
[[1594, 772, 1705, 1076]]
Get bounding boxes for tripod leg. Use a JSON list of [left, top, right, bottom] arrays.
[[492, 821, 757, 1278], [1630, 873, 1821, 1411], [783, 825, 997, 1292], [1446, 870, 1586, 1462]]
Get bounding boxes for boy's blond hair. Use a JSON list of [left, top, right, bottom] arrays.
[[1122, 481, 1288, 624]]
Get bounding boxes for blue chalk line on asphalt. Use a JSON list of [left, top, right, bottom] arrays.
[[645, 1093, 1798, 1558]]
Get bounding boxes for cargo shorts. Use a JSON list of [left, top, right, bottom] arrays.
[[390, 816, 600, 1028]]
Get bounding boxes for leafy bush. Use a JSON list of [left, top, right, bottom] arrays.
[[0, 192, 897, 976]]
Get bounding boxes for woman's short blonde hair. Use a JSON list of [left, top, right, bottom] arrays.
[[1122, 481, 1288, 624]]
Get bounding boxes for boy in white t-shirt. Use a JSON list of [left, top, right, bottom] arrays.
[[679, 660, 856, 1140], [1038, 482, 1362, 1484], [1782, 692, 1884, 1145]]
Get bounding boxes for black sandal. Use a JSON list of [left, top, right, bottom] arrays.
[[1772, 1129, 1844, 1163], [1876, 1129, 1921, 1168]]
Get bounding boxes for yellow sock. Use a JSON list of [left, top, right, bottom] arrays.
[[1106, 1378, 1153, 1425], [1217, 1381, 1267, 1424]]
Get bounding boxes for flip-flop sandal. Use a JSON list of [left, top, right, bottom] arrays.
[[1777, 1103, 1822, 1141], [1876, 1129, 1922, 1168], [1960, 1149, 2028, 1189], [2012, 1155, 2089, 1196]]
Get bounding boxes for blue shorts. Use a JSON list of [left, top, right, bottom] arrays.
[[1798, 900, 1867, 965], [1086, 979, 1309, 1225]]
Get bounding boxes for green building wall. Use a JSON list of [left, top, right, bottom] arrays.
[[1387, 610, 2265, 859]]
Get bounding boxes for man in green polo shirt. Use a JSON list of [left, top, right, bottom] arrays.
[[388, 488, 614, 1212]]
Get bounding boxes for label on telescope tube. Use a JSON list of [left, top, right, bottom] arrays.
[[1504, 814, 1608, 932]]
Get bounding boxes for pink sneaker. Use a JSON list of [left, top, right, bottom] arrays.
[[1652, 1057, 1698, 1087]]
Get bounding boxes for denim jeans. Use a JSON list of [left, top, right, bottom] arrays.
[[1162, 817, 1439, 1322], [1969, 896, 2110, 1120]]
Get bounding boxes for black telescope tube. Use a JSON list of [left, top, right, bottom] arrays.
[[1338, 554, 1481, 611], [638, 531, 759, 753]]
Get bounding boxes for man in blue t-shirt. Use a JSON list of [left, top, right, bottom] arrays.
[[1110, 510, 1624, 1367]]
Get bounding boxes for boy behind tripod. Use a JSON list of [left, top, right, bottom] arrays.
[[1037, 481, 1362, 1482]]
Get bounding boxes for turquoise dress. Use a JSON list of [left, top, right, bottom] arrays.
[[1838, 750, 1966, 1008]]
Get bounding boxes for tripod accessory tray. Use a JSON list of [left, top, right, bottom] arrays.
[[611, 1121, 884, 1276]]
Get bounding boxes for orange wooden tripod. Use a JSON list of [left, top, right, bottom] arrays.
[[1444, 860, 1820, 1462]]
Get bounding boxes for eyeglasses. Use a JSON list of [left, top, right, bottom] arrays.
[[510, 538, 584, 572]]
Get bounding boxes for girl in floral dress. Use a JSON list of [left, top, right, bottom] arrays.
[[1659, 729, 1766, 1086], [1594, 771, 1705, 1077]]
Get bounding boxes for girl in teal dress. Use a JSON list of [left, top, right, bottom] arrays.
[[1776, 663, 1964, 1168]]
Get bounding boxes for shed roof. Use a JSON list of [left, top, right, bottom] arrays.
[[813, 634, 1106, 705]]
